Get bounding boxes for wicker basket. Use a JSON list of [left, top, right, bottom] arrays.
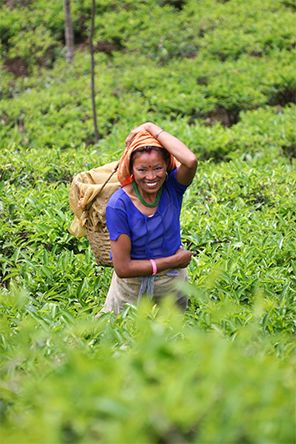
[[86, 225, 113, 268], [83, 162, 119, 268]]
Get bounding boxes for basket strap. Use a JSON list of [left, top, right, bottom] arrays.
[[86, 161, 119, 210]]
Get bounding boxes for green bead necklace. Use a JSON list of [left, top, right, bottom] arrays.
[[132, 180, 163, 208]]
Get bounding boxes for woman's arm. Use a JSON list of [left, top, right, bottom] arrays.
[[125, 122, 198, 186], [111, 234, 192, 279]]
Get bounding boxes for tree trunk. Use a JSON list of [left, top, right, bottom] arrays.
[[64, 0, 75, 64], [90, 0, 99, 143]]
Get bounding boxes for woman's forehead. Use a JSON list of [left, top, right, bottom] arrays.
[[133, 150, 166, 165]]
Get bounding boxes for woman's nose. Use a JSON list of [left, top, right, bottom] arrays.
[[146, 170, 156, 179]]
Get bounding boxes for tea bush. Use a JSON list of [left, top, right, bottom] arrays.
[[1, 296, 295, 444]]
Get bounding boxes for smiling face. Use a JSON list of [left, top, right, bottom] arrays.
[[132, 149, 167, 200]]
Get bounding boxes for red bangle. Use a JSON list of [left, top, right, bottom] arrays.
[[150, 259, 157, 276]]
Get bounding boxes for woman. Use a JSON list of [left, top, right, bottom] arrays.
[[98, 122, 197, 315]]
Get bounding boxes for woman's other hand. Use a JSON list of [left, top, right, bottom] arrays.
[[173, 247, 192, 268]]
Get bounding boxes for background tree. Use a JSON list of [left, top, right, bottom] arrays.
[[63, 0, 75, 63], [89, 0, 99, 143]]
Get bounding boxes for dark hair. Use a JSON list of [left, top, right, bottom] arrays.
[[130, 146, 170, 172]]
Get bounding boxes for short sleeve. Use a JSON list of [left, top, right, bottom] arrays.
[[168, 168, 189, 195], [106, 205, 131, 241]]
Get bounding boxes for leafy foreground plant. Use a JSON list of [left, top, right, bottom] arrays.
[[0, 290, 295, 444]]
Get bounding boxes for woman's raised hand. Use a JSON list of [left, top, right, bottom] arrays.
[[125, 122, 160, 149], [125, 123, 148, 148]]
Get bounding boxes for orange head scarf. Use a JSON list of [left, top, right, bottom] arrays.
[[117, 130, 180, 186]]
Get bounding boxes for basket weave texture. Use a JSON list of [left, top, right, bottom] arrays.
[[69, 161, 120, 268], [86, 226, 113, 268]]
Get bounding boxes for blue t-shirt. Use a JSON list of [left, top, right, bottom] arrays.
[[106, 168, 188, 260]]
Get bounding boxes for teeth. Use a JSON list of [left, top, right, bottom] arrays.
[[146, 182, 157, 187]]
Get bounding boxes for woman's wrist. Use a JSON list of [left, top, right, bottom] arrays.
[[150, 259, 157, 275], [155, 129, 165, 140], [155, 254, 176, 272], [145, 122, 162, 138]]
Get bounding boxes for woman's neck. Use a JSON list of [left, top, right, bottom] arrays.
[[122, 184, 158, 216]]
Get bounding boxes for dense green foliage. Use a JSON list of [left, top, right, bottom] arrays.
[[1, 0, 296, 146], [0, 0, 295, 442]]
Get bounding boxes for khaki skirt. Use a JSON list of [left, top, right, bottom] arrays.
[[100, 268, 189, 315]]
